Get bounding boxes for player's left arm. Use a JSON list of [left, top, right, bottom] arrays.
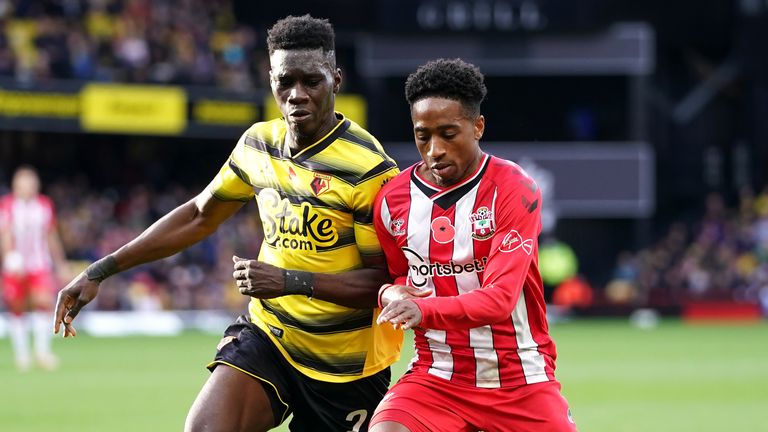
[[379, 176, 542, 330], [0, 199, 18, 273], [0, 199, 11, 256]]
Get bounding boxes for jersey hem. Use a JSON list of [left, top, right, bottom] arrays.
[[249, 317, 399, 383]]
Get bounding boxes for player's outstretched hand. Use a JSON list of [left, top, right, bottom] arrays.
[[377, 299, 423, 330], [53, 273, 101, 338], [380, 284, 432, 308], [232, 255, 284, 299]]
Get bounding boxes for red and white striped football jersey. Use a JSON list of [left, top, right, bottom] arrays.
[[374, 153, 557, 388], [0, 194, 57, 273]]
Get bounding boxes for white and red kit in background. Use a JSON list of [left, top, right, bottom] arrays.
[[0, 193, 58, 303]]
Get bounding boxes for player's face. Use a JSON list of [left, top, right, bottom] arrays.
[[411, 97, 485, 187], [12, 169, 40, 200], [269, 49, 341, 147]]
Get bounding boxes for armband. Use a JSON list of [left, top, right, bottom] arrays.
[[84, 255, 119, 282], [283, 269, 314, 298]]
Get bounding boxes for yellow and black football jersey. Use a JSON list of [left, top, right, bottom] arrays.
[[208, 113, 402, 382]]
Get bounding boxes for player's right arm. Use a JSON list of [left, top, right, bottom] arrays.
[[55, 132, 256, 337], [54, 190, 246, 337], [0, 198, 16, 271]]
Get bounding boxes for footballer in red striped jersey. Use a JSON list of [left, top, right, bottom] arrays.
[[370, 59, 576, 432], [1, 166, 68, 371]]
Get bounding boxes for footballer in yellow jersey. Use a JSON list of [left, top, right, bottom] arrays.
[[209, 113, 401, 381], [54, 15, 407, 432]]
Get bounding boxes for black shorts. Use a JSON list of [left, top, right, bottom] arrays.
[[208, 315, 391, 432]]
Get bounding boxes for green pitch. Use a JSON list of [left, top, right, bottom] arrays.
[[1, 319, 766, 432]]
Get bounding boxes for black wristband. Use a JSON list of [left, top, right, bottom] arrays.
[[283, 269, 314, 298], [84, 255, 119, 282]]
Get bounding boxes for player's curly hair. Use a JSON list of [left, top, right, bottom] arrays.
[[267, 15, 335, 56], [405, 58, 487, 117]]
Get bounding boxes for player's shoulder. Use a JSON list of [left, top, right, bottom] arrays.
[[242, 118, 285, 147], [339, 116, 392, 160], [487, 156, 539, 194], [377, 164, 416, 198], [344, 117, 379, 144]]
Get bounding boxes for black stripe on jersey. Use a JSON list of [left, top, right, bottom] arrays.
[[281, 342, 366, 375], [260, 300, 373, 334], [281, 191, 351, 213], [244, 136, 285, 159], [410, 157, 491, 209], [210, 189, 252, 203], [315, 228, 357, 252], [353, 208, 373, 224], [299, 160, 360, 186], [301, 158, 397, 187], [410, 168, 439, 197], [292, 119, 351, 164], [229, 159, 253, 185], [339, 130, 380, 154], [359, 159, 398, 184]]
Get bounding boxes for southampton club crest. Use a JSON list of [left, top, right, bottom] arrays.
[[390, 218, 406, 236], [469, 206, 495, 240]]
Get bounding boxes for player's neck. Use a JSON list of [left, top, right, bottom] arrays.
[[284, 115, 341, 155]]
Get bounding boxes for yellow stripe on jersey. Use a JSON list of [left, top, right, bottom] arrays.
[[208, 113, 402, 382]]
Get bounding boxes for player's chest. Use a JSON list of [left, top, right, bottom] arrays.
[[10, 201, 48, 232], [389, 193, 498, 260]]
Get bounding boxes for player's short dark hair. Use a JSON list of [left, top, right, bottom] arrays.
[[267, 15, 335, 56], [405, 58, 487, 117]]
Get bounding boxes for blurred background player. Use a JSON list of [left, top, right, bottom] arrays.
[[0, 166, 68, 371], [371, 59, 576, 431]]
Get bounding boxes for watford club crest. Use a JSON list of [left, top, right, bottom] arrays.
[[469, 206, 495, 240], [310, 173, 331, 196]]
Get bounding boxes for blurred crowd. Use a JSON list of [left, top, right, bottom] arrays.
[[40, 178, 261, 312], [605, 187, 768, 311], [6, 175, 768, 313], [0, 0, 268, 90]]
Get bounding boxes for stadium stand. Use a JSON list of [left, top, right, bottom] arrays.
[[0, 0, 266, 90]]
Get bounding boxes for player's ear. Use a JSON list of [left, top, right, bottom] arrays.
[[474, 115, 485, 140], [333, 68, 342, 94]]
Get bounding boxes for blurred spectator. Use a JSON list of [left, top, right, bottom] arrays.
[[538, 238, 578, 297], [0, 0, 263, 90], [612, 188, 768, 308], [604, 251, 640, 305], [40, 176, 259, 312], [552, 275, 593, 310]]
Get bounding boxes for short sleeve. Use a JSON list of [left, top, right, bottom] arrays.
[[352, 162, 399, 257], [207, 131, 256, 202]]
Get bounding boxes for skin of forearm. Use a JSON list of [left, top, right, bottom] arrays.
[[0, 235, 10, 255], [311, 267, 390, 308]]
